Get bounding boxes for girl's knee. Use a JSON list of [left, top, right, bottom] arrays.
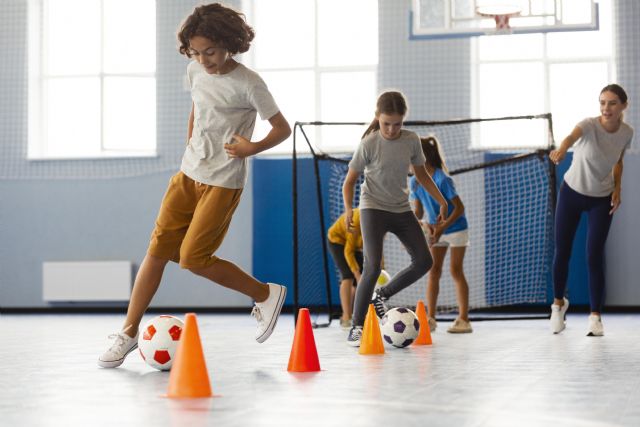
[[586, 252, 605, 269], [450, 266, 465, 281], [429, 265, 443, 280], [417, 256, 433, 275]]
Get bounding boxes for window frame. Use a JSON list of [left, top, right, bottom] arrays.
[[27, 0, 157, 160], [471, 4, 615, 150], [242, 0, 379, 156]]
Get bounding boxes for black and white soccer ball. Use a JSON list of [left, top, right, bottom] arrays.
[[380, 307, 420, 348]]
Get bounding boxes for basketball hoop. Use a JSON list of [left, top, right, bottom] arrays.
[[476, 5, 521, 35]]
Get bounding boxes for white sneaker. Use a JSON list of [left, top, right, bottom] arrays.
[[340, 318, 352, 329], [98, 329, 139, 368], [550, 297, 569, 334], [252, 283, 287, 343], [587, 314, 604, 337], [347, 326, 363, 347], [428, 316, 437, 332], [447, 318, 473, 333]]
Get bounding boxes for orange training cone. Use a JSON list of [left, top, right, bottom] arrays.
[[287, 308, 321, 372], [413, 300, 433, 346], [359, 304, 385, 355], [167, 313, 213, 398]]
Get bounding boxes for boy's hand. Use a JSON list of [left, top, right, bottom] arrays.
[[225, 135, 256, 158]]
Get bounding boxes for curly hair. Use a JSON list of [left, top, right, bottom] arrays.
[[177, 3, 255, 57]]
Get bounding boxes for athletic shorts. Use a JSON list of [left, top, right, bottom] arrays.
[[431, 229, 469, 248], [147, 171, 242, 269], [327, 241, 364, 281]]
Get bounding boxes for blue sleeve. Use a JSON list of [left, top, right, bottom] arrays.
[[439, 175, 459, 201]]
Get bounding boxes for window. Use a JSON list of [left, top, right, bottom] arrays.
[[472, 0, 614, 149], [28, 0, 156, 159], [243, 0, 379, 154]]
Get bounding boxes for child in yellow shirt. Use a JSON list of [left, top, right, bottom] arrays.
[[327, 208, 363, 328]]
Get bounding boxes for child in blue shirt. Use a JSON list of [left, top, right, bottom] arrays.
[[410, 136, 471, 334]]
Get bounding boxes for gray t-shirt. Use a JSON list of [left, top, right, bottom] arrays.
[[564, 117, 634, 197], [181, 62, 280, 188], [349, 129, 426, 213]]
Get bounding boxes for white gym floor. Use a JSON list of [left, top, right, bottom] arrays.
[[1, 312, 639, 427]]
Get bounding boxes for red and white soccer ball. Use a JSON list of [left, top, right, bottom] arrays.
[[138, 315, 184, 370], [380, 307, 420, 348]]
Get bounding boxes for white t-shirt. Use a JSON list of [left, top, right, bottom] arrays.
[[349, 129, 426, 213], [564, 117, 634, 197], [180, 61, 280, 188]]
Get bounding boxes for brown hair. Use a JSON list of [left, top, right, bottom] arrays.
[[420, 136, 448, 173], [600, 83, 628, 104], [177, 3, 255, 57], [362, 91, 409, 139]]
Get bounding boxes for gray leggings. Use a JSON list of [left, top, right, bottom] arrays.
[[352, 208, 433, 326]]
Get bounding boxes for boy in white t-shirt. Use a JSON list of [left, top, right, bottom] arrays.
[[98, 3, 291, 368]]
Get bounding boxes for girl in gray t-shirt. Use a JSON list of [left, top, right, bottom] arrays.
[[549, 84, 634, 337], [342, 91, 448, 346]]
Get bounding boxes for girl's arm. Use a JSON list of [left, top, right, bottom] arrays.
[[610, 153, 625, 214], [225, 112, 292, 158], [187, 102, 194, 143], [412, 198, 424, 220], [412, 164, 448, 221], [342, 168, 360, 232], [432, 196, 465, 242], [550, 126, 583, 164]]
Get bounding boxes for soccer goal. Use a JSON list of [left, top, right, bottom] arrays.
[[292, 114, 557, 327]]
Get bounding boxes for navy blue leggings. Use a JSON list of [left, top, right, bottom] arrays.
[[553, 183, 613, 312]]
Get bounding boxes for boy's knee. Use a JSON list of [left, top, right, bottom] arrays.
[[180, 254, 219, 271]]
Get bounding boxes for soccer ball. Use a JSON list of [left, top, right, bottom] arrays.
[[138, 315, 184, 370], [380, 307, 420, 348], [376, 269, 391, 288]]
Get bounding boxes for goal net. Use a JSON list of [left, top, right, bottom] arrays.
[[292, 115, 556, 325]]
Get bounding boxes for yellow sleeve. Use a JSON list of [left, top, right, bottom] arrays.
[[343, 209, 363, 273], [344, 236, 361, 274], [327, 212, 347, 245]]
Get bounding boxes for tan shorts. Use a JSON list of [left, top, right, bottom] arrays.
[[147, 172, 242, 269]]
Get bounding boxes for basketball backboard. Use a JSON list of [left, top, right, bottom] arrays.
[[410, 0, 599, 39]]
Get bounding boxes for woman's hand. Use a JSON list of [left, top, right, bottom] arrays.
[[610, 189, 621, 214], [549, 148, 566, 165]]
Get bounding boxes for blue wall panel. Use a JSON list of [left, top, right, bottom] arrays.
[[253, 155, 591, 309]]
